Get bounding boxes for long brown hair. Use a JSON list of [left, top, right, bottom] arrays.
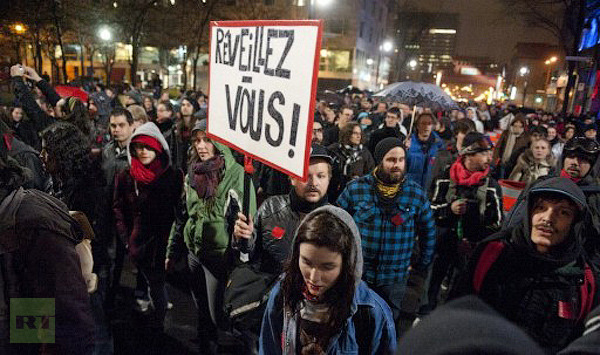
[[281, 210, 357, 332]]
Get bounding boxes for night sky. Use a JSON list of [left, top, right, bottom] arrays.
[[400, 0, 558, 62]]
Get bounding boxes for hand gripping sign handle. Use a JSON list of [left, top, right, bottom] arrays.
[[240, 155, 254, 252]]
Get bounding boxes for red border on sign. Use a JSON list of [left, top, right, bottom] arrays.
[[206, 20, 323, 183]]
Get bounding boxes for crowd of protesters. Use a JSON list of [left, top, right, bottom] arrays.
[[2, 62, 600, 355]]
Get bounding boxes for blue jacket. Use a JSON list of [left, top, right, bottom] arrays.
[[260, 281, 397, 354], [406, 132, 444, 188]]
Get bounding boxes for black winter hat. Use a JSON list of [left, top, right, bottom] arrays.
[[460, 132, 493, 156], [374, 137, 404, 164], [310, 143, 333, 165]]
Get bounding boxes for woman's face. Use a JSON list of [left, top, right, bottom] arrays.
[[532, 140, 550, 161], [565, 128, 575, 140], [349, 126, 362, 146], [156, 104, 172, 123], [133, 143, 157, 165], [11, 107, 23, 122], [193, 131, 216, 161], [299, 243, 342, 297], [510, 121, 524, 135], [143, 97, 154, 111], [181, 99, 194, 117]]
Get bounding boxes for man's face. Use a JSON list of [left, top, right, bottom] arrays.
[[530, 132, 546, 143], [563, 155, 592, 179], [417, 116, 434, 141], [585, 129, 597, 139], [312, 122, 324, 144], [361, 99, 372, 110], [156, 104, 172, 123], [11, 108, 23, 122], [464, 150, 492, 171], [511, 121, 524, 136], [376, 103, 387, 113], [291, 160, 331, 203], [381, 147, 406, 183], [547, 127, 557, 141], [384, 112, 399, 128], [530, 196, 577, 254], [109, 115, 134, 145], [339, 109, 353, 125], [399, 104, 411, 117], [324, 108, 336, 123]]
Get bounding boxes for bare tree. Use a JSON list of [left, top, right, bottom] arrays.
[[499, 0, 587, 114]]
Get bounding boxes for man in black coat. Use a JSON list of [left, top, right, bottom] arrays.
[[367, 107, 407, 154]]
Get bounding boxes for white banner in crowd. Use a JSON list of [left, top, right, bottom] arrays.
[[207, 20, 322, 181]]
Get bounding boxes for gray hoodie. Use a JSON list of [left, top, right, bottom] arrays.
[[127, 121, 172, 166]]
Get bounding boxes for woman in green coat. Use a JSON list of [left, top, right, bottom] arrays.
[[166, 119, 256, 350]]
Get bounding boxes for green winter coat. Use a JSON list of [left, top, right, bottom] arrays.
[[166, 141, 256, 264]]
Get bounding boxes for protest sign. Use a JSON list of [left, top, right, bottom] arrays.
[[207, 20, 323, 182]]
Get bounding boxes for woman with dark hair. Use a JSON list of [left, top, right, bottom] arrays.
[[260, 205, 396, 354], [173, 97, 200, 172], [113, 122, 183, 332], [40, 121, 102, 220], [328, 121, 374, 193], [143, 95, 157, 120], [166, 119, 256, 349], [7, 106, 38, 149]]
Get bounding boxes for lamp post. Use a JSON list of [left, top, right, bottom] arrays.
[[98, 27, 113, 85], [520, 66, 529, 107], [11, 23, 26, 63]]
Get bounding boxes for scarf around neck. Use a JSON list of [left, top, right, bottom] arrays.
[[449, 157, 489, 186], [289, 188, 328, 214], [340, 144, 363, 176], [130, 156, 167, 184], [373, 166, 401, 200], [561, 168, 582, 183], [190, 155, 225, 199]]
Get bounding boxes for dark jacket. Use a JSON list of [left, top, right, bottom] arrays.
[[12, 77, 59, 135], [101, 140, 129, 191], [113, 123, 183, 267], [156, 119, 187, 173], [327, 143, 375, 187], [0, 188, 95, 354], [429, 164, 503, 244], [9, 120, 39, 150], [236, 191, 328, 276], [8, 137, 48, 191], [451, 178, 599, 352]]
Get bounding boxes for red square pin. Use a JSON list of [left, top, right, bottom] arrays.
[[391, 214, 404, 226], [272, 226, 285, 240]]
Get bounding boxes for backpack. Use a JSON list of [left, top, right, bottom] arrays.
[[473, 240, 597, 322]]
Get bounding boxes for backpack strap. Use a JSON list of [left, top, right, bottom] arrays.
[[473, 240, 506, 293], [578, 263, 596, 322], [353, 305, 375, 355]]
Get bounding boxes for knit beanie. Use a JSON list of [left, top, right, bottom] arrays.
[[374, 137, 404, 164], [460, 132, 492, 156]]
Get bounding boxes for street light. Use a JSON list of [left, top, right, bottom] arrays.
[[519, 66, 529, 76], [382, 41, 393, 53], [366, 58, 374, 66], [409, 59, 418, 69], [13, 24, 26, 34], [98, 27, 112, 41], [519, 66, 530, 106]]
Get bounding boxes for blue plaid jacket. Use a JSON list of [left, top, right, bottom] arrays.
[[337, 174, 436, 286]]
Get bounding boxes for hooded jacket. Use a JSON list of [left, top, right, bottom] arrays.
[[113, 122, 183, 266], [166, 122, 256, 268], [451, 177, 599, 352], [0, 188, 95, 354], [508, 149, 557, 184], [259, 205, 397, 354]]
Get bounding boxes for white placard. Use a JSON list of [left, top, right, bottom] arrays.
[[208, 20, 322, 181]]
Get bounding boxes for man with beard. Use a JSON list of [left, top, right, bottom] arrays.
[[233, 144, 333, 275], [337, 137, 436, 328], [426, 132, 503, 313], [450, 177, 599, 353]]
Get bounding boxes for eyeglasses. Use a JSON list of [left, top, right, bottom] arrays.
[[564, 137, 600, 155]]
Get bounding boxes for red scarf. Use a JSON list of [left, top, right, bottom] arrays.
[[130, 157, 166, 184], [449, 157, 489, 186], [560, 168, 582, 183]]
